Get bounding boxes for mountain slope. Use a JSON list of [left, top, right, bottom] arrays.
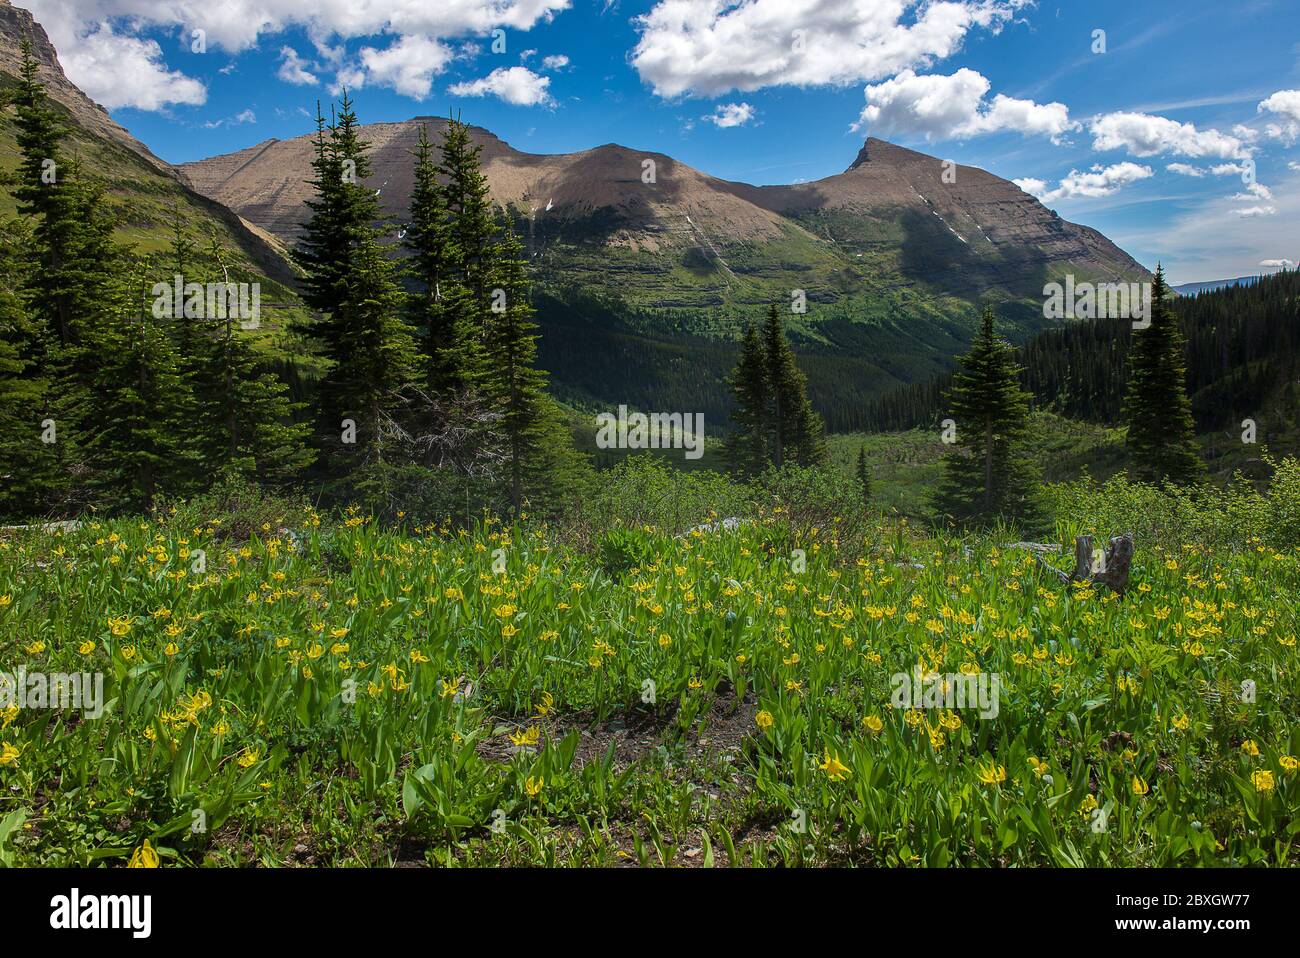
[[0, 0, 296, 291], [179, 118, 1149, 426], [181, 121, 1146, 314]]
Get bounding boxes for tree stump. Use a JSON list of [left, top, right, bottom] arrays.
[[1037, 532, 1135, 595]]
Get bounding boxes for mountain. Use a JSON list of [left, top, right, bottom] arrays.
[[0, 0, 297, 298], [1172, 275, 1263, 296], [180, 119, 1148, 427]]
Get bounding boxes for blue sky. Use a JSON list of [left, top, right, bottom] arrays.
[[24, 0, 1300, 284]]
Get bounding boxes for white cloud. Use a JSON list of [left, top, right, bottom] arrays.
[[22, 0, 571, 110], [449, 66, 554, 106], [342, 34, 455, 99], [630, 0, 1029, 98], [1090, 111, 1251, 161], [1166, 163, 1205, 177], [704, 102, 755, 127], [855, 68, 1076, 141], [1014, 162, 1153, 204], [1260, 258, 1296, 269], [1237, 205, 1276, 217], [202, 108, 256, 129], [1291, 161, 1300, 172], [1231, 182, 1273, 201], [1258, 89, 1300, 145], [29, 17, 206, 110], [540, 54, 570, 70], [277, 46, 318, 86]]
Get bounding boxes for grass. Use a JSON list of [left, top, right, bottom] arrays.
[[1, 499, 1296, 867]]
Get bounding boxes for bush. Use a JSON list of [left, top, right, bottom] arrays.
[[1043, 455, 1300, 551]]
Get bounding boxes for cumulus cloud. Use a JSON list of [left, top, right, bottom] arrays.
[[29, 17, 207, 110], [1090, 111, 1251, 161], [1258, 89, 1300, 145], [1014, 162, 1153, 204], [1237, 205, 1276, 217], [704, 102, 755, 127], [1231, 182, 1273, 201], [277, 46, 318, 86], [1260, 258, 1296, 269], [341, 34, 454, 99], [1166, 163, 1204, 177], [855, 68, 1076, 141], [540, 54, 570, 70], [449, 66, 554, 106], [23, 0, 571, 109], [630, 0, 1029, 98]]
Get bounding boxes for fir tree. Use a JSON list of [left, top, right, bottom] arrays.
[[294, 92, 417, 468], [760, 305, 826, 468], [436, 116, 496, 386], [935, 306, 1040, 525], [405, 124, 459, 392], [1124, 265, 1203, 485], [483, 224, 550, 511], [856, 444, 872, 506], [725, 321, 770, 475]]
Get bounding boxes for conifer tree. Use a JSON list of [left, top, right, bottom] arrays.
[[436, 117, 495, 385], [760, 305, 827, 468], [294, 92, 417, 468], [725, 321, 770, 475], [483, 224, 550, 510], [405, 124, 459, 392], [0, 220, 56, 518], [1124, 265, 1203, 485], [83, 262, 197, 511], [191, 231, 314, 486], [856, 444, 872, 505], [935, 306, 1039, 525]]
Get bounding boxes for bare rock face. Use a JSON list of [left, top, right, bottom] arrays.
[[0, 0, 171, 174]]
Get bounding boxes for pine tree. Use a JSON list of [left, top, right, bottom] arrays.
[[192, 230, 313, 486], [760, 305, 827, 468], [725, 321, 770, 475], [437, 116, 495, 386], [1124, 265, 1203, 485], [856, 444, 872, 506], [935, 306, 1040, 525], [0, 219, 57, 518], [83, 261, 197, 511], [294, 92, 417, 469], [405, 124, 459, 392], [482, 224, 551, 511]]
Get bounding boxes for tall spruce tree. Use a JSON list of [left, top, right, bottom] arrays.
[[856, 444, 872, 505], [935, 306, 1040, 525], [191, 231, 314, 486], [294, 92, 417, 469], [0, 219, 57, 518], [725, 321, 771, 475], [1124, 265, 1203, 485], [760, 305, 827, 468], [405, 124, 459, 392], [436, 116, 495, 386], [483, 224, 550, 511]]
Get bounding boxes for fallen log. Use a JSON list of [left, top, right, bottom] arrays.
[[1036, 532, 1135, 596]]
